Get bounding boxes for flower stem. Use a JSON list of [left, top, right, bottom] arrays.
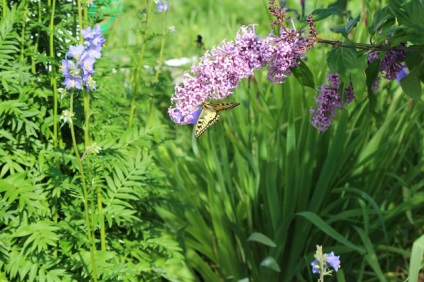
[[49, 0, 59, 147], [69, 92, 97, 281], [128, 0, 153, 127], [149, 10, 168, 118]]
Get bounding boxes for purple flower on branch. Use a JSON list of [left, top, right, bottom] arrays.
[[168, 24, 311, 124], [368, 48, 407, 81], [310, 74, 355, 131]]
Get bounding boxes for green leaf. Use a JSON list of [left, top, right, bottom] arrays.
[[291, 61, 315, 89], [408, 235, 424, 282], [311, 7, 342, 22], [330, 16, 360, 38], [368, 6, 395, 36], [365, 60, 383, 123], [297, 211, 366, 254], [327, 45, 367, 95], [259, 257, 281, 272], [247, 232, 277, 247], [400, 66, 423, 100]]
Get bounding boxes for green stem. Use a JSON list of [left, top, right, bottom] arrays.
[[310, 36, 418, 51], [2, 0, 6, 17], [32, 1, 42, 74], [77, 0, 84, 44], [154, 10, 168, 83], [69, 93, 97, 280], [49, 0, 58, 147], [148, 9, 168, 119], [76, 0, 97, 279], [128, 0, 153, 127], [20, 3, 28, 61]]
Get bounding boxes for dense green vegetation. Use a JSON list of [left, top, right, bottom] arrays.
[[0, 0, 423, 281]]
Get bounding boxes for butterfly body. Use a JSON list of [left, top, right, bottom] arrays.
[[194, 101, 240, 139]]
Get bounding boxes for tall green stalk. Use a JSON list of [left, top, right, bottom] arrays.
[[75, 0, 99, 279], [20, 2, 28, 61], [68, 93, 98, 281], [149, 9, 168, 118], [32, 1, 42, 74], [128, 0, 153, 127], [2, 0, 6, 17], [49, 0, 58, 146]]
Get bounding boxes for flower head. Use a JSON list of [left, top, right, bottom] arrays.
[[326, 252, 341, 272], [168, 24, 313, 124], [368, 48, 407, 81], [311, 246, 341, 276], [310, 74, 355, 131], [380, 49, 407, 80], [61, 25, 105, 91]]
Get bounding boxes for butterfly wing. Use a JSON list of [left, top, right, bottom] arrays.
[[212, 102, 240, 112], [195, 103, 220, 138], [194, 102, 240, 139]]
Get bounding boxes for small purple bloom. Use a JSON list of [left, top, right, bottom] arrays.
[[326, 252, 340, 272], [169, 106, 202, 125], [311, 259, 320, 274], [311, 250, 341, 275], [63, 76, 83, 90], [156, 0, 169, 12], [380, 49, 407, 80], [368, 49, 407, 81], [310, 74, 355, 131], [81, 56, 95, 75], [66, 45, 86, 61]]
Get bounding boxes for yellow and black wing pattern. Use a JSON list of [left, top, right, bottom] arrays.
[[194, 101, 240, 139]]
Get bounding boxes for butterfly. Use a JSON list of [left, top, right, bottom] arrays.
[[194, 101, 240, 139]]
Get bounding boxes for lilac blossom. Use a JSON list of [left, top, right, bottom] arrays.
[[61, 25, 105, 92], [380, 49, 407, 80], [168, 24, 311, 124], [310, 74, 355, 131], [368, 49, 407, 80]]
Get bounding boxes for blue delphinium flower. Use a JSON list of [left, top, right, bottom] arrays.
[[61, 25, 105, 92], [156, 0, 169, 12]]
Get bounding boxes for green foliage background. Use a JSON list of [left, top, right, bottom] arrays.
[[0, 0, 423, 281]]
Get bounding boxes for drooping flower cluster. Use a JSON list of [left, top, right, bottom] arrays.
[[310, 73, 355, 131], [311, 247, 341, 275], [168, 24, 312, 124], [61, 25, 105, 91]]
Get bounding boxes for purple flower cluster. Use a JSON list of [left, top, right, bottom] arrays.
[[311, 251, 340, 274], [368, 49, 407, 80], [310, 74, 355, 131], [168, 25, 310, 124], [61, 25, 105, 91]]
